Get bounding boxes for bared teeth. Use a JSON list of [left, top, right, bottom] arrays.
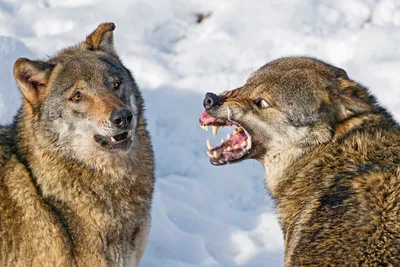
[[227, 133, 232, 139], [226, 146, 232, 151], [201, 125, 209, 131], [220, 139, 225, 144], [233, 127, 244, 134], [207, 140, 214, 150], [241, 141, 248, 147], [213, 151, 221, 159], [233, 144, 240, 149], [212, 125, 219, 136], [236, 127, 244, 133], [207, 151, 213, 158], [111, 137, 117, 142]]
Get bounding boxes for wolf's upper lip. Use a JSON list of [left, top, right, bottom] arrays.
[[199, 111, 235, 127]]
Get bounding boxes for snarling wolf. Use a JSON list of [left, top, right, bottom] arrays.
[[0, 23, 154, 267], [199, 57, 400, 266]]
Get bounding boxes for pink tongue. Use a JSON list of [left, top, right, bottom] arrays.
[[231, 131, 247, 145], [222, 131, 247, 148]]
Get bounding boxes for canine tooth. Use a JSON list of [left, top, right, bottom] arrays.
[[204, 125, 209, 131], [127, 131, 132, 137], [233, 144, 240, 149], [241, 141, 248, 147], [233, 127, 243, 134], [207, 140, 214, 150], [220, 139, 225, 144], [212, 125, 219, 136], [227, 133, 232, 139], [227, 146, 232, 151], [111, 137, 117, 142], [213, 151, 221, 159], [207, 151, 213, 158]]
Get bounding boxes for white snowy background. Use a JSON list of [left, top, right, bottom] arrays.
[[1, 0, 400, 266]]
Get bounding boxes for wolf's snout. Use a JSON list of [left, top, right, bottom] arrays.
[[110, 108, 133, 129], [203, 92, 221, 110]]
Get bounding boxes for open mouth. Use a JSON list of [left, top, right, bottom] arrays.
[[94, 130, 133, 150], [199, 111, 252, 165]]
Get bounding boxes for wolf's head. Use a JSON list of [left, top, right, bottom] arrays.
[[199, 57, 380, 166], [14, 23, 144, 166]]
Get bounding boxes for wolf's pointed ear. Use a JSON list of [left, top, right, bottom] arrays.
[[13, 58, 54, 105], [336, 78, 373, 121], [85, 22, 116, 55], [334, 67, 348, 79]]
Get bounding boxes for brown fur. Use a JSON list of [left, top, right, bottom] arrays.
[[204, 57, 400, 266], [0, 23, 154, 267]]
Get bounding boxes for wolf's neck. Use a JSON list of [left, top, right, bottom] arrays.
[[262, 145, 318, 250], [262, 146, 304, 196]]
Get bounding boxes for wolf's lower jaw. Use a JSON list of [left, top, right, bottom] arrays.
[[94, 130, 134, 150], [199, 111, 252, 165]]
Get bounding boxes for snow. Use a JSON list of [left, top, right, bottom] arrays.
[[1, 0, 400, 266], [0, 36, 34, 124]]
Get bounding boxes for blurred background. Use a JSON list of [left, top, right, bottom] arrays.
[[1, 0, 399, 266]]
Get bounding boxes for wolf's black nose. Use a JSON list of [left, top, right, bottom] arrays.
[[110, 109, 133, 129], [203, 92, 221, 110]]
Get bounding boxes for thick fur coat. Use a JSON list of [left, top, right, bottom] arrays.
[[0, 23, 154, 267], [200, 57, 400, 266]]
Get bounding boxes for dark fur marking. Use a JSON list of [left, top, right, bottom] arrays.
[[358, 163, 377, 173], [131, 226, 141, 250], [320, 185, 351, 209], [320, 174, 352, 210]]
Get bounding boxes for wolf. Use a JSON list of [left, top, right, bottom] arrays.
[[0, 23, 154, 267], [199, 57, 400, 266]]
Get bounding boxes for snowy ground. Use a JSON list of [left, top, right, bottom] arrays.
[[1, 0, 400, 266]]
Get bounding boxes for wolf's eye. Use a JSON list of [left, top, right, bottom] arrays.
[[113, 81, 121, 90], [254, 98, 269, 109], [70, 91, 83, 103]]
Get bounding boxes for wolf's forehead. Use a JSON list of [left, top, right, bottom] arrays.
[[61, 56, 120, 73], [250, 58, 338, 83], [55, 57, 128, 83]]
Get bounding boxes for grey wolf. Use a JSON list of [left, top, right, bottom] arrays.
[[199, 57, 400, 266], [0, 22, 154, 267]]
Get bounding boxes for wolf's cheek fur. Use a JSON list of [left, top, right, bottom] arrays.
[[50, 115, 137, 163]]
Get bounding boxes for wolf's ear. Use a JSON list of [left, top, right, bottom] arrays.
[[85, 22, 116, 55], [333, 67, 348, 79], [336, 78, 373, 121], [13, 58, 54, 105]]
